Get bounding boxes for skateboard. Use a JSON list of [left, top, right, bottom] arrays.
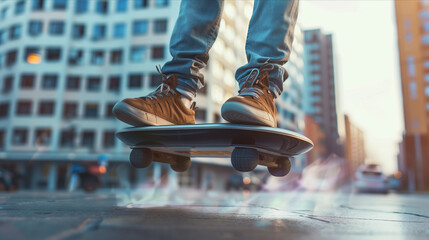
[[116, 124, 313, 177]]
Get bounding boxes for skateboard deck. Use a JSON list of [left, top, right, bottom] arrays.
[[116, 124, 313, 177]]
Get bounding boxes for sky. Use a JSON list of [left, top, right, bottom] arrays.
[[298, 0, 403, 173]]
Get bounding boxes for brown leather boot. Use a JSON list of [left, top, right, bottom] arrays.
[[113, 75, 196, 126], [221, 66, 277, 127]]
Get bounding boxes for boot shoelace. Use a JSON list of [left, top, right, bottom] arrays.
[[240, 62, 274, 98], [146, 66, 177, 100]]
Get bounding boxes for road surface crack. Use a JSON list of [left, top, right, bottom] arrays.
[[46, 217, 103, 240], [340, 205, 429, 219]]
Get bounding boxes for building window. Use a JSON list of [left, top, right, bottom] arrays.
[[195, 109, 206, 121], [81, 131, 95, 148], [29, 20, 43, 36], [20, 74, 35, 89], [150, 73, 162, 87], [117, 0, 127, 12], [406, 33, 412, 42], [151, 46, 164, 60], [66, 76, 80, 90], [422, 34, 429, 45], [426, 86, 429, 97], [110, 49, 123, 64], [35, 128, 51, 146], [1, 7, 9, 20], [91, 50, 104, 65], [96, 0, 108, 14], [0, 130, 4, 149], [420, 10, 429, 19], [425, 74, 429, 83], [75, 0, 88, 13], [103, 131, 115, 148], [128, 74, 142, 88], [53, 0, 67, 10], [46, 48, 61, 61], [12, 128, 27, 145], [84, 103, 98, 118], [68, 49, 84, 65], [155, 0, 169, 7], [72, 24, 85, 39], [108, 76, 120, 92], [60, 129, 75, 147], [404, 19, 411, 30], [49, 21, 65, 35], [154, 19, 167, 34], [0, 29, 6, 45], [42, 74, 58, 89], [130, 46, 146, 62], [0, 103, 9, 118], [39, 101, 55, 115], [113, 23, 125, 38], [9, 24, 22, 40], [134, 0, 148, 9], [6, 49, 18, 67], [423, 22, 429, 33], [32, 0, 45, 11], [407, 56, 416, 77], [410, 81, 417, 99], [14, 102, 29, 117], [133, 20, 148, 35], [15, 1, 25, 15], [63, 102, 77, 118], [87, 77, 101, 91], [0, 53, 3, 68], [3, 75, 13, 93], [105, 103, 115, 118], [92, 24, 106, 40], [24, 47, 40, 62]]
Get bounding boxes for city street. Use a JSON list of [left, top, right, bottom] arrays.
[[0, 190, 428, 240]]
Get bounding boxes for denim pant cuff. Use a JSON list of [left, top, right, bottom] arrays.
[[176, 79, 198, 99]]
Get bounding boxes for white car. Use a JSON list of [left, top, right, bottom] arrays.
[[354, 164, 388, 193]]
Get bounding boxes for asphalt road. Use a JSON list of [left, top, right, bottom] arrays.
[[0, 190, 428, 240]]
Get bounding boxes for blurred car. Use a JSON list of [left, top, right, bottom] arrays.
[[354, 164, 388, 193]]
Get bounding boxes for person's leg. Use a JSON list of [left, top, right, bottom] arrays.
[[113, 0, 223, 126], [236, 0, 299, 97], [222, 0, 299, 127], [162, 0, 224, 99]]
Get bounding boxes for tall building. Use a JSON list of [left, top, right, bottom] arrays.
[[395, 0, 429, 191], [344, 114, 366, 177], [303, 29, 342, 158], [276, 25, 305, 133], [0, 0, 254, 191]]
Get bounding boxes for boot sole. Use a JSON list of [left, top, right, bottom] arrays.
[[221, 101, 275, 127], [112, 101, 174, 126]]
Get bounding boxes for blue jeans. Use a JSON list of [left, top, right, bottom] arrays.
[[162, 0, 299, 98]]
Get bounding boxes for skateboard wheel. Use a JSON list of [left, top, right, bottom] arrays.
[[170, 156, 191, 172], [129, 148, 152, 168], [231, 147, 259, 172], [268, 158, 291, 177]]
